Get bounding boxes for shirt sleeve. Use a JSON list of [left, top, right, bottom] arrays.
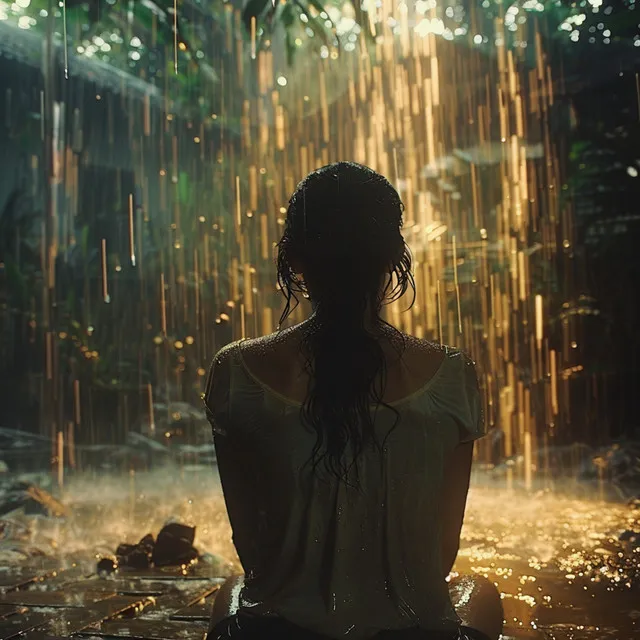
[[458, 353, 486, 444], [203, 342, 236, 437]]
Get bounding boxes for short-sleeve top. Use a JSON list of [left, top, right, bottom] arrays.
[[205, 339, 485, 640]]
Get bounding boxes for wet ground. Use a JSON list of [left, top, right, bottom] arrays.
[[0, 468, 638, 640]]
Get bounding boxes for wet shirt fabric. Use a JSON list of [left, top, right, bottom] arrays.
[[204, 339, 485, 640], [208, 612, 492, 640]]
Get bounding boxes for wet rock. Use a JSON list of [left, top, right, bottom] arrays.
[[139, 532, 155, 551], [152, 522, 198, 567], [116, 533, 155, 570], [116, 532, 155, 569], [97, 556, 118, 575], [98, 522, 199, 574]]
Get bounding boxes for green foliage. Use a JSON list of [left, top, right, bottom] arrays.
[[6, 0, 241, 119], [241, 0, 375, 65]]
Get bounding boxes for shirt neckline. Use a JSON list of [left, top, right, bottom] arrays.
[[233, 338, 449, 408]]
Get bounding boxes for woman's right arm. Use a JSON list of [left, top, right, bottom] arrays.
[[440, 440, 474, 576], [440, 352, 485, 575]]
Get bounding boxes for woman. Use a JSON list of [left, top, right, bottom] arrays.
[[204, 162, 503, 640]]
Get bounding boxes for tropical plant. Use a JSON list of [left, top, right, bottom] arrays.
[[4, 0, 245, 119]]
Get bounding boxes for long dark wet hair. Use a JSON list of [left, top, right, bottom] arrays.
[[276, 161, 416, 485]]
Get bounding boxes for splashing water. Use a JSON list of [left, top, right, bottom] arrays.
[[2, 469, 637, 589]]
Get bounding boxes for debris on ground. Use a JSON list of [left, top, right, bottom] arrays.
[[97, 521, 200, 573], [0, 481, 68, 517]]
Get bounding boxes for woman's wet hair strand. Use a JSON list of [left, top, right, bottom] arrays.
[[276, 161, 416, 486]]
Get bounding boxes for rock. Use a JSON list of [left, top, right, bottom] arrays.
[[97, 557, 117, 575], [116, 544, 149, 569], [139, 533, 155, 551], [151, 522, 198, 567], [116, 532, 155, 569], [101, 522, 199, 572]]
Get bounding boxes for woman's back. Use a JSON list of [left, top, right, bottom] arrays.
[[205, 327, 485, 639]]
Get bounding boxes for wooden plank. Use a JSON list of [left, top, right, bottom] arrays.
[[76, 577, 218, 598], [0, 589, 115, 608], [61, 579, 168, 597], [5, 596, 156, 637], [0, 604, 27, 620], [54, 580, 124, 596], [114, 568, 196, 581], [82, 619, 208, 639], [114, 566, 223, 581], [0, 573, 39, 591], [0, 612, 49, 640], [2, 582, 217, 639], [500, 628, 546, 639], [188, 564, 227, 581], [170, 592, 217, 621], [95, 578, 191, 597], [0, 561, 90, 592], [50, 595, 157, 633], [141, 584, 218, 621]]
